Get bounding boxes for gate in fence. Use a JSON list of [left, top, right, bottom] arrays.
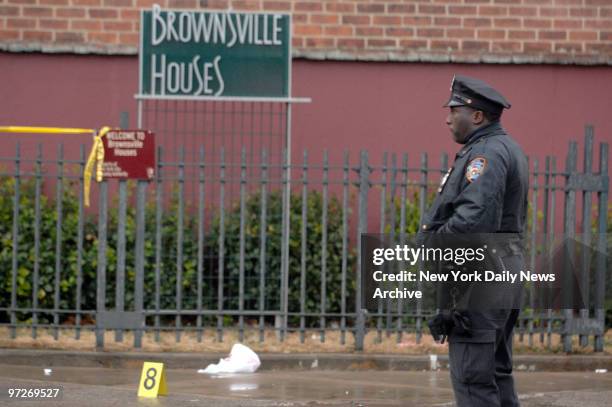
[[0, 126, 608, 352]]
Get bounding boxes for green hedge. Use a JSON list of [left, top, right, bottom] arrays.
[[2, 174, 608, 329], [211, 190, 358, 317], [0, 177, 98, 314], [0, 177, 363, 326]]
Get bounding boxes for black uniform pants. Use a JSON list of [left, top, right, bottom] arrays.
[[449, 308, 520, 407], [446, 245, 524, 407]]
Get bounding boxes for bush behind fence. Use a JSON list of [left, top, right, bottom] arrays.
[[0, 176, 369, 327]]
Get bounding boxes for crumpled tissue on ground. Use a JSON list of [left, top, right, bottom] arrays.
[[198, 343, 261, 374]]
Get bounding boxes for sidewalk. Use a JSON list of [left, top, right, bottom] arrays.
[[1, 348, 611, 372]]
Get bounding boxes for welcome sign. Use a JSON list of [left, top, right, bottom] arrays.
[[139, 5, 290, 98]]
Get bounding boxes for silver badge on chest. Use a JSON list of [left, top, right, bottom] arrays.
[[438, 168, 453, 193]]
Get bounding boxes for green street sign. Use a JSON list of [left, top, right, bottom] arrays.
[[139, 5, 290, 99]]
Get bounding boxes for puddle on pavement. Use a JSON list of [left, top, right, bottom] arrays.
[[229, 383, 259, 391]]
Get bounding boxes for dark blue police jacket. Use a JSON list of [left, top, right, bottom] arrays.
[[421, 121, 529, 235]]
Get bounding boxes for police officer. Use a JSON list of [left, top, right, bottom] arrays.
[[422, 75, 528, 407]]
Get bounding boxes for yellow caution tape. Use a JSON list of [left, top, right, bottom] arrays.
[[0, 126, 94, 134], [0, 125, 113, 207], [83, 127, 111, 207]]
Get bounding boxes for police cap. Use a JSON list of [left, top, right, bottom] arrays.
[[444, 75, 511, 115]]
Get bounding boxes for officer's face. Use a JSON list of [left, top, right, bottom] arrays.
[[446, 106, 476, 144]]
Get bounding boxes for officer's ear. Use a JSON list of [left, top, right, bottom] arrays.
[[472, 110, 485, 125]]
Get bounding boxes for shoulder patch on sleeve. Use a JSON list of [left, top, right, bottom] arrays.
[[465, 156, 487, 183]]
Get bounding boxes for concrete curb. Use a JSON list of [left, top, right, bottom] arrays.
[[1, 349, 611, 372]]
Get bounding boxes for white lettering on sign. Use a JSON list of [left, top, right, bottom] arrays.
[[107, 131, 147, 156], [115, 149, 137, 156], [147, 5, 286, 97], [107, 141, 144, 148], [102, 162, 128, 177], [152, 5, 283, 47], [151, 54, 224, 96]]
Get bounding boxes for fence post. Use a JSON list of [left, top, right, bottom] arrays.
[[388, 154, 398, 338], [579, 127, 594, 347], [53, 144, 64, 341], [175, 147, 185, 343], [341, 150, 349, 345], [280, 147, 291, 341], [396, 153, 408, 343], [133, 180, 147, 348], [299, 150, 308, 344], [416, 153, 428, 344], [528, 158, 539, 348], [238, 147, 247, 342], [594, 139, 608, 352], [217, 148, 226, 342], [562, 141, 578, 353], [32, 144, 42, 340], [115, 104, 130, 344], [376, 152, 387, 343], [259, 149, 269, 343], [196, 147, 205, 343], [96, 180, 108, 349], [75, 145, 85, 340], [10, 142, 20, 340], [154, 147, 163, 342], [320, 150, 329, 343], [115, 181, 127, 343], [355, 151, 370, 351], [120, 111, 129, 129]]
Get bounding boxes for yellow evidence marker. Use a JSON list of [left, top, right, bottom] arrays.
[[137, 362, 168, 398]]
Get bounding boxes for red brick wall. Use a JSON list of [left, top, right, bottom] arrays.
[[1, 0, 610, 64]]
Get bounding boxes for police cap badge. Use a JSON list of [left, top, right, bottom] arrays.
[[444, 75, 511, 115]]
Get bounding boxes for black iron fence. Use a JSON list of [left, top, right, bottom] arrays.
[[0, 126, 608, 352]]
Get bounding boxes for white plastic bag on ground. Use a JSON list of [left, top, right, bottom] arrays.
[[198, 343, 261, 374]]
